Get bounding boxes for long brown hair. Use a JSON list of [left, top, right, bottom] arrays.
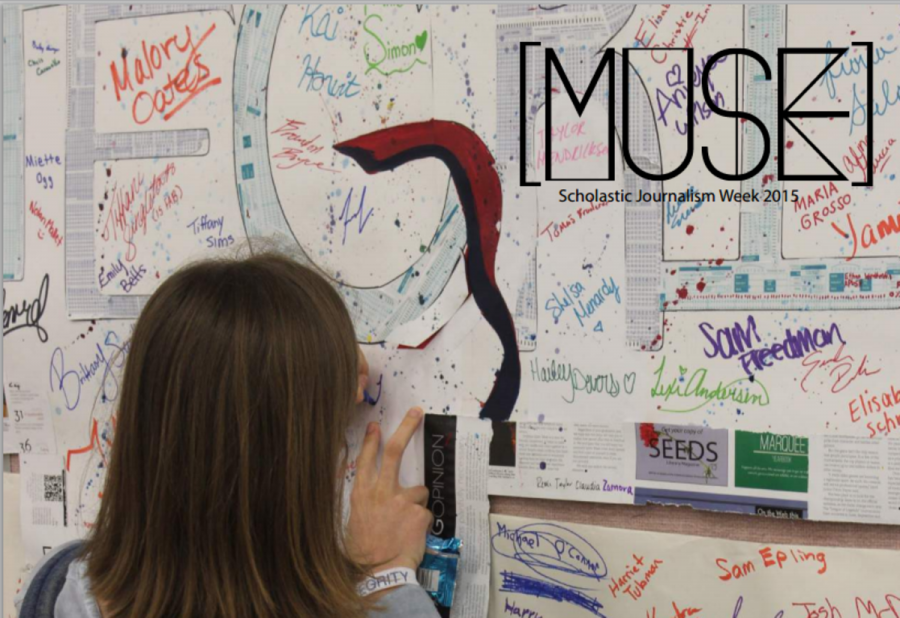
[[84, 252, 366, 618]]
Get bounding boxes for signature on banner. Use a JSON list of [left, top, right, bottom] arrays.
[[108, 23, 222, 125]]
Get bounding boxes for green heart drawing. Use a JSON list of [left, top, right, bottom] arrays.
[[679, 365, 688, 376], [415, 30, 428, 51]]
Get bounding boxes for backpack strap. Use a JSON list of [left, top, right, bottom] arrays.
[[18, 541, 85, 618]]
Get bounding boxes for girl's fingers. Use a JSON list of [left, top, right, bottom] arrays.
[[356, 377, 367, 404], [355, 422, 381, 487], [400, 485, 429, 507], [356, 346, 370, 404], [379, 407, 423, 490], [358, 346, 370, 379]]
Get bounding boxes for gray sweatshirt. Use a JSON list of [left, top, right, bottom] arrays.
[[15, 541, 440, 618]]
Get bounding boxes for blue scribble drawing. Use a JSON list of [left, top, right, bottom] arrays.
[[499, 571, 606, 618], [363, 374, 383, 405], [491, 522, 607, 589], [339, 186, 374, 245]]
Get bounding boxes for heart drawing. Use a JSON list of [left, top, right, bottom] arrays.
[[415, 30, 428, 51], [624, 372, 637, 394]]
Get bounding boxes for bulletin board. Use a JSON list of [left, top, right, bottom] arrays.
[[3, 3, 899, 617]]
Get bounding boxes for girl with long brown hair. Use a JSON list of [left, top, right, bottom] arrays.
[[16, 252, 439, 618]]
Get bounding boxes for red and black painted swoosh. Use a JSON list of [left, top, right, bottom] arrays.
[[335, 120, 520, 422]]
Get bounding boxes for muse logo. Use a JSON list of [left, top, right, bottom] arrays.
[[520, 45, 875, 187]]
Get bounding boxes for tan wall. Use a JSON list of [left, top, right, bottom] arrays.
[[491, 497, 900, 550]]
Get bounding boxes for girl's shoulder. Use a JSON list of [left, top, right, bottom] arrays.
[[15, 540, 102, 618], [367, 585, 441, 618]]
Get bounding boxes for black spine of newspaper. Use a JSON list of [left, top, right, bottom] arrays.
[[423, 414, 457, 618], [424, 414, 457, 539]]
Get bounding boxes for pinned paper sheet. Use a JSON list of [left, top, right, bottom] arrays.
[[489, 514, 900, 618], [19, 455, 80, 563], [3, 383, 57, 455]]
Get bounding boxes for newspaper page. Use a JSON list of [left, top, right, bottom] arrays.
[[488, 421, 635, 504], [425, 414, 494, 618], [809, 434, 900, 525], [487, 420, 896, 524], [3, 382, 57, 455], [18, 454, 80, 563]]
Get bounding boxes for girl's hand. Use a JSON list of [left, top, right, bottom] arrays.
[[356, 346, 369, 405], [348, 407, 432, 572]]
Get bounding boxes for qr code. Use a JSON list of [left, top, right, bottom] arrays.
[[43, 474, 64, 502]]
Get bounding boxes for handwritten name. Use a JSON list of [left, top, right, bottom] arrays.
[[666, 188, 705, 230], [700, 315, 846, 376], [100, 162, 179, 261], [49, 330, 132, 411], [98, 259, 125, 290], [186, 213, 233, 248], [530, 357, 636, 404], [852, 595, 900, 618], [298, 54, 361, 98], [849, 77, 900, 136], [492, 522, 607, 582], [535, 477, 633, 495], [363, 9, 429, 76], [36, 58, 61, 76], [540, 200, 610, 243], [849, 384, 900, 439], [109, 23, 222, 125], [25, 153, 62, 168], [31, 40, 60, 54], [3, 274, 50, 343], [119, 264, 147, 293], [716, 546, 827, 582], [843, 135, 895, 184], [651, 356, 770, 413], [633, 5, 712, 64], [797, 184, 851, 232], [656, 53, 727, 134], [28, 201, 63, 247], [819, 40, 897, 101], [800, 343, 881, 395], [646, 603, 703, 618], [504, 598, 543, 618], [544, 277, 620, 332], [534, 118, 607, 171], [187, 214, 224, 236], [339, 186, 374, 245], [831, 211, 900, 261], [270, 119, 340, 173], [609, 554, 664, 601], [299, 4, 343, 42]]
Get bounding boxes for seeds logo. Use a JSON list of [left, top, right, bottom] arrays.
[[362, 6, 429, 76], [636, 424, 729, 487]]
